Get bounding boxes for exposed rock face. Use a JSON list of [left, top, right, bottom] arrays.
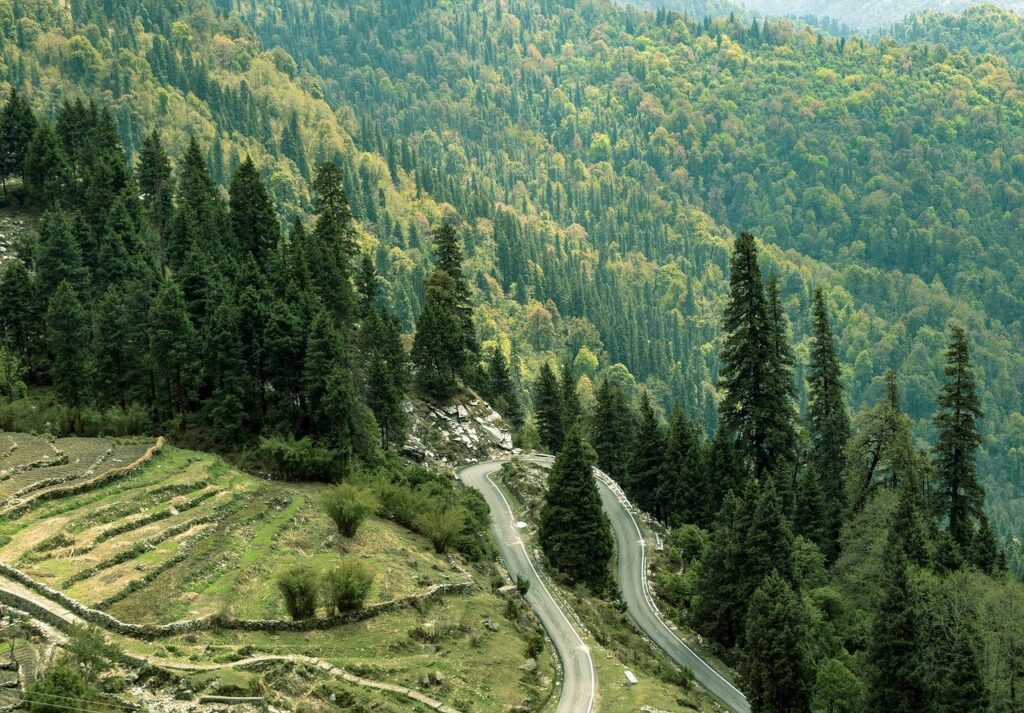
[[403, 392, 518, 465]]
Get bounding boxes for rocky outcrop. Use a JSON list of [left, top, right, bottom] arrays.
[[404, 393, 518, 465]]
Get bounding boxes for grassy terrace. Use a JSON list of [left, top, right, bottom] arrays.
[[0, 434, 558, 712]]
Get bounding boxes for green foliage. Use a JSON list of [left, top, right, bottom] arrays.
[[258, 436, 340, 483], [320, 483, 378, 537], [534, 362, 564, 453], [539, 426, 613, 592], [63, 624, 121, 684], [276, 564, 320, 621], [811, 658, 864, 713], [26, 662, 92, 713], [741, 571, 813, 713], [414, 505, 468, 554], [322, 559, 375, 615]]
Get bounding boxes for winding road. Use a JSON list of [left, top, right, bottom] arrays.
[[459, 462, 596, 713], [459, 458, 750, 713]]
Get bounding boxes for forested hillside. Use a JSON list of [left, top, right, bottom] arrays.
[[714, 0, 1024, 29], [0, 0, 1023, 563], [888, 4, 1024, 65]]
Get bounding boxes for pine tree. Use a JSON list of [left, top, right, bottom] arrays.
[[806, 288, 851, 561], [281, 111, 310, 179], [693, 489, 753, 648], [741, 571, 813, 713], [309, 162, 357, 320], [0, 88, 36, 192], [794, 469, 827, 551], [591, 377, 634, 483], [934, 620, 988, 713], [149, 281, 197, 419], [868, 535, 927, 713], [36, 210, 90, 301], [628, 390, 667, 519], [46, 281, 92, 408], [745, 480, 795, 590], [719, 233, 792, 480], [364, 310, 409, 449], [0, 261, 41, 376], [229, 156, 280, 263], [431, 223, 478, 363], [535, 362, 564, 452], [763, 274, 798, 476], [933, 326, 985, 552], [539, 426, 613, 591], [559, 361, 580, 431], [137, 129, 173, 251], [412, 269, 465, 399], [303, 309, 342, 430], [486, 346, 523, 428], [661, 407, 709, 527], [22, 123, 72, 207]]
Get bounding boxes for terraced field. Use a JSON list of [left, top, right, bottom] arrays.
[[0, 433, 560, 711]]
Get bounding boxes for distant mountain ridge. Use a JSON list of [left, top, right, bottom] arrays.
[[625, 0, 1024, 29]]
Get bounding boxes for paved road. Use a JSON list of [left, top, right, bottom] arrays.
[[468, 456, 748, 713], [593, 475, 751, 713], [458, 462, 596, 713]]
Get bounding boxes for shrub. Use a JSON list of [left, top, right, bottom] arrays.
[[258, 436, 340, 482], [375, 482, 424, 529], [64, 624, 121, 683], [525, 632, 544, 659], [515, 574, 530, 596], [27, 662, 91, 713], [322, 559, 375, 615], [321, 483, 378, 537], [414, 506, 467, 554], [276, 564, 320, 620]]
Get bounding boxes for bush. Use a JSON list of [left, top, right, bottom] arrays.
[[321, 483, 378, 537], [26, 662, 91, 713], [64, 624, 121, 683], [276, 564, 320, 620], [322, 559, 376, 615], [515, 574, 530, 596], [525, 632, 544, 659], [258, 436, 340, 482], [414, 506, 467, 554]]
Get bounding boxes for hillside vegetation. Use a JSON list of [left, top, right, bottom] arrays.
[[1, 0, 1024, 563]]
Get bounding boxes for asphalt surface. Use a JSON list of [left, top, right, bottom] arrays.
[[463, 456, 749, 713], [594, 474, 751, 713], [458, 461, 596, 713]]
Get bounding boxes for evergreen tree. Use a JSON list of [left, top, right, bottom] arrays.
[[806, 288, 851, 561], [281, 111, 310, 179], [431, 223, 478, 364], [661, 407, 709, 527], [137, 129, 174, 251], [46, 281, 92, 408], [535, 362, 564, 452], [485, 346, 523, 428], [303, 309, 342, 430], [539, 426, 613, 591], [763, 274, 798, 477], [559, 361, 580, 430], [364, 310, 409, 449], [933, 601, 989, 713], [591, 377, 634, 483], [868, 535, 927, 713], [745, 480, 795, 590], [0, 88, 36, 192], [412, 269, 465, 399], [741, 571, 813, 713], [794, 469, 828, 551], [36, 210, 89, 301], [693, 488, 753, 648], [309, 162, 357, 320], [719, 233, 793, 480], [149, 281, 197, 419], [229, 156, 280, 263], [933, 326, 985, 552], [22, 123, 72, 207], [0, 261, 41, 376], [628, 390, 667, 519]]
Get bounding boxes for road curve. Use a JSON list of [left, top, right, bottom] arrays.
[[593, 474, 751, 713], [458, 461, 596, 713]]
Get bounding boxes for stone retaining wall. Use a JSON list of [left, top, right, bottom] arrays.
[[0, 561, 474, 639], [0, 437, 164, 516]]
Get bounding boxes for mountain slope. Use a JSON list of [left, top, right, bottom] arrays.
[[1, 0, 1023, 558]]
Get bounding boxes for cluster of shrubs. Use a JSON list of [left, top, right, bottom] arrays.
[[317, 462, 493, 561], [276, 559, 376, 621], [0, 397, 150, 438]]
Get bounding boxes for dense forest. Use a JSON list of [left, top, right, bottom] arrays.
[[888, 4, 1024, 66], [0, 0, 1022, 568]]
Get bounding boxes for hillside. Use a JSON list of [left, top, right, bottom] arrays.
[[731, 0, 1024, 29], [888, 3, 1024, 65], [1, 0, 1023, 560]]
